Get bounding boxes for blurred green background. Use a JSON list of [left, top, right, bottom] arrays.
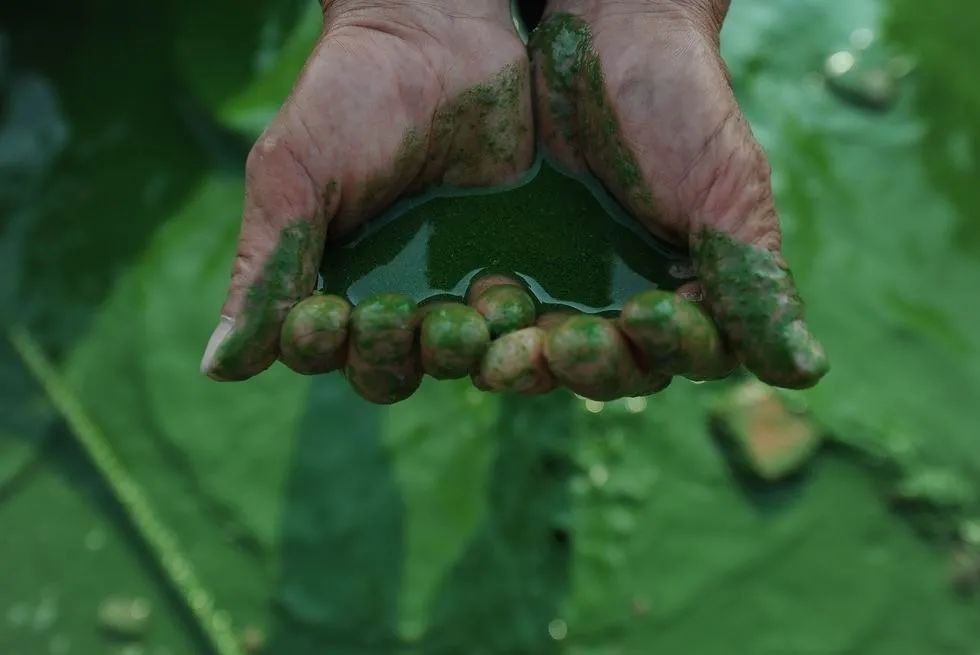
[[2, 0, 980, 653]]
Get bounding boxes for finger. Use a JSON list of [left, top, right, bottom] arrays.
[[420, 303, 491, 380], [537, 310, 575, 331], [480, 327, 556, 395], [467, 274, 537, 337], [279, 293, 351, 374], [345, 293, 422, 404], [466, 274, 539, 392], [200, 113, 337, 380], [694, 228, 828, 389], [528, 14, 589, 172], [619, 289, 734, 381], [544, 315, 659, 401]]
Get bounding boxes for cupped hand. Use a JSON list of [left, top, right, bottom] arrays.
[[200, 0, 534, 385], [530, 0, 829, 389]]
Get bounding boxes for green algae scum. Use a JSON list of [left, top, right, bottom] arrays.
[[319, 157, 694, 314]]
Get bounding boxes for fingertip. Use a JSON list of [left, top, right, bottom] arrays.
[[758, 320, 829, 390], [420, 303, 490, 380], [480, 327, 554, 394], [279, 294, 351, 375], [471, 282, 537, 338], [200, 316, 235, 379], [545, 315, 637, 401]]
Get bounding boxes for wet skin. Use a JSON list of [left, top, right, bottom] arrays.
[[280, 293, 352, 374], [201, 0, 828, 401], [200, 0, 534, 382], [529, 1, 828, 389], [420, 303, 491, 379], [346, 293, 422, 404]]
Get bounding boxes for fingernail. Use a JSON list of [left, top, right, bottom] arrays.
[[200, 316, 234, 379]]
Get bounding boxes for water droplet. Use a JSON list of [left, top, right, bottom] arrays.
[[850, 28, 875, 50], [631, 596, 651, 617], [625, 397, 647, 413], [84, 528, 107, 552], [825, 51, 856, 78], [119, 645, 144, 655], [584, 400, 604, 413], [97, 597, 151, 640], [589, 465, 609, 488], [547, 619, 568, 641]]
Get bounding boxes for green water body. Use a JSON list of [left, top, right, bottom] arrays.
[[320, 157, 693, 313]]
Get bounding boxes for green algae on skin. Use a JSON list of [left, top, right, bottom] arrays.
[[420, 304, 491, 379], [211, 219, 323, 380], [530, 13, 655, 213], [432, 62, 531, 185], [346, 343, 423, 405], [346, 292, 422, 403], [620, 290, 734, 381], [481, 327, 555, 394], [694, 228, 829, 389], [349, 292, 418, 365], [544, 315, 646, 401], [472, 284, 537, 337], [279, 293, 351, 375]]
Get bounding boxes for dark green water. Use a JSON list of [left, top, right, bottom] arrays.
[[320, 158, 694, 313]]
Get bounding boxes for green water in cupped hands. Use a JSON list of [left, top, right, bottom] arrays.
[[320, 157, 694, 313]]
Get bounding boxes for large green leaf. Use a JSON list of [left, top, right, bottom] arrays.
[[6, 0, 980, 653], [723, 0, 980, 512]]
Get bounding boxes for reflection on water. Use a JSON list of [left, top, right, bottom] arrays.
[[321, 157, 694, 314]]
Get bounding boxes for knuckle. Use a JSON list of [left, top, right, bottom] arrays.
[[245, 132, 320, 221]]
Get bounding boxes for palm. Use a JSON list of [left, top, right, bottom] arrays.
[[202, 10, 534, 382], [530, 4, 827, 389]]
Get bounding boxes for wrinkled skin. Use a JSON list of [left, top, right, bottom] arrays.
[[201, 0, 533, 381], [202, 0, 828, 400], [530, 0, 828, 388]]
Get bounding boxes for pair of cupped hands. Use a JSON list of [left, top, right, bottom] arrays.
[[200, 0, 829, 403]]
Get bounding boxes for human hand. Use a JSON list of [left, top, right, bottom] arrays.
[[530, 0, 829, 389], [200, 0, 534, 391]]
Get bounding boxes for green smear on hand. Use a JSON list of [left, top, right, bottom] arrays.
[[214, 218, 322, 379], [320, 158, 690, 313], [695, 228, 828, 388], [530, 13, 656, 214]]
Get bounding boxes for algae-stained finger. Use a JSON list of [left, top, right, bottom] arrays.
[[349, 292, 419, 364], [421, 303, 491, 379], [279, 293, 351, 374], [480, 327, 555, 394], [346, 292, 422, 404], [545, 315, 645, 401], [472, 284, 537, 337], [346, 344, 423, 405], [694, 228, 828, 389], [620, 289, 733, 380]]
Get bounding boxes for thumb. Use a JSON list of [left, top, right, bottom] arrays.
[[689, 117, 828, 389], [201, 127, 332, 381]]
